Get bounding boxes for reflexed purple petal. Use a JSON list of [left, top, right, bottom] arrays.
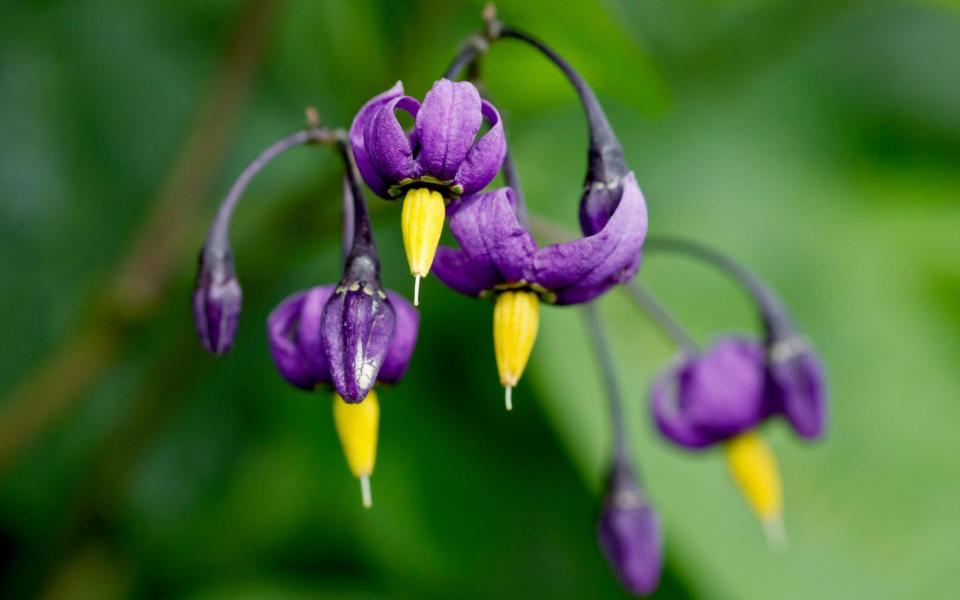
[[193, 249, 242, 355], [378, 291, 420, 384], [350, 81, 404, 198], [459, 188, 536, 282], [767, 344, 827, 439], [651, 338, 768, 448], [533, 173, 647, 305], [295, 285, 336, 385], [322, 285, 397, 402], [414, 79, 482, 181], [432, 246, 499, 297], [267, 291, 315, 390], [650, 357, 716, 449], [365, 95, 421, 194], [597, 463, 663, 597], [580, 175, 628, 236], [454, 99, 506, 195]]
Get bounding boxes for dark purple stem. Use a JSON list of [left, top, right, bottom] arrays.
[[335, 138, 380, 283], [644, 236, 796, 344], [206, 129, 319, 250], [498, 26, 628, 185], [584, 304, 629, 463]]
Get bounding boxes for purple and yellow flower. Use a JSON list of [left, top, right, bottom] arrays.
[[267, 284, 419, 507], [350, 79, 507, 304], [431, 180, 647, 409], [597, 461, 663, 597], [650, 335, 825, 543]]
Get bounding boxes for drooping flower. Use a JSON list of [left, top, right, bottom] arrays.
[[650, 335, 825, 544], [267, 284, 419, 506], [431, 180, 647, 408], [350, 79, 507, 304], [597, 460, 663, 597]]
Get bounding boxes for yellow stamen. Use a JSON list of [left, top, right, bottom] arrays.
[[493, 291, 540, 410], [401, 187, 445, 306], [725, 431, 786, 549], [333, 390, 379, 508]]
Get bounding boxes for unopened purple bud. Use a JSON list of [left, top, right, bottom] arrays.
[[321, 270, 397, 403], [193, 246, 242, 355], [597, 462, 663, 597]]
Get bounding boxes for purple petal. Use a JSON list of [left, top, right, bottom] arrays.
[[364, 95, 421, 195], [454, 99, 507, 195], [597, 464, 663, 596], [651, 338, 768, 449], [414, 79, 483, 182], [322, 285, 397, 402], [650, 356, 716, 449], [432, 188, 537, 297], [350, 81, 405, 198], [267, 286, 333, 390], [767, 343, 827, 439], [193, 249, 242, 355], [532, 172, 647, 305], [378, 291, 420, 384], [431, 246, 499, 297], [294, 285, 336, 385]]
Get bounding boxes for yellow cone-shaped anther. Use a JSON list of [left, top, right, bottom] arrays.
[[725, 431, 786, 549], [333, 391, 379, 508], [493, 291, 540, 410], [401, 188, 445, 306]]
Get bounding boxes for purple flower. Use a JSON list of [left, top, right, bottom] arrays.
[[597, 461, 663, 597], [432, 175, 647, 305], [650, 336, 826, 449], [267, 285, 419, 397], [193, 246, 242, 355], [350, 79, 506, 199]]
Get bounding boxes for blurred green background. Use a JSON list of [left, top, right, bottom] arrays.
[[2, 0, 959, 598]]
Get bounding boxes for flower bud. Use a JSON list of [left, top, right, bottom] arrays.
[[322, 274, 397, 403], [597, 462, 663, 596], [493, 290, 539, 410], [192, 245, 242, 355]]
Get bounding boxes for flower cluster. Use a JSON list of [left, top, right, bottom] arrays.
[[190, 8, 827, 597]]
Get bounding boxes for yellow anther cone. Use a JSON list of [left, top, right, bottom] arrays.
[[401, 188, 445, 306], [493, 291, 540, 411], [725, 431, 786, 549], [333, 391, 379, 508]]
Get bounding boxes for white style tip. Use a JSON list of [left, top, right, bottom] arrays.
[[414, 275, 421, 307], [360, 475, 372, 509], [762, 515, 788, 553], [504, 386, 513, 411]]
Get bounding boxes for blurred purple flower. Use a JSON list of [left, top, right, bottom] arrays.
[[597, 461, 663, 596], [650, 336, 826, 448]]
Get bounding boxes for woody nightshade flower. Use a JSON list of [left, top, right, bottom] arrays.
[[266, 142, 420, 505], [350, 79, 507, 305]]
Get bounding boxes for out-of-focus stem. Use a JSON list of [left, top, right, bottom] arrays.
[[583, 304, 628, 462]]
